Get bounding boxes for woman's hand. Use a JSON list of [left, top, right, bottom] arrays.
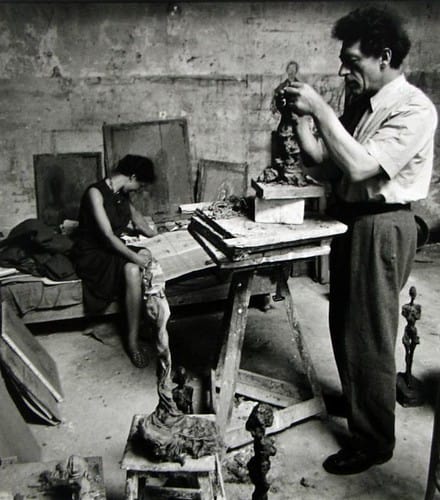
[[134, 248, 152, 268], [130, 205, 158, 238]]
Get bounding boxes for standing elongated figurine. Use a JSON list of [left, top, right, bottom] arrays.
[[246, 403, 277, 500], [397, 286, 424, 407], [402, 286, 421, 384]]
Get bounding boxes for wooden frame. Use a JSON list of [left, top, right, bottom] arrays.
[[102, 118, 193, 222], [33, 153, 103, 227], [196, 159, 249, 202]]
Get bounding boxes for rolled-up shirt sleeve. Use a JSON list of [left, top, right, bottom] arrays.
[[363, 100, 438, 179]]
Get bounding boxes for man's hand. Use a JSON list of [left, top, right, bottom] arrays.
[[283, 82, 325, 117], [295, 115, 314, 134]]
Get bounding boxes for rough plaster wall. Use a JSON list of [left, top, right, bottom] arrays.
[[0, 1, 439, 236]]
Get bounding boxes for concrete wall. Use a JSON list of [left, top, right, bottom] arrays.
[[0, 1, 439, 236]]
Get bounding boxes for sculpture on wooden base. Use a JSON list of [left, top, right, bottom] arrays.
[[397, 286, 424, 407], [135, 253, 221, 464], [258, 60, 310, 188], [246, 403, 277, 500]]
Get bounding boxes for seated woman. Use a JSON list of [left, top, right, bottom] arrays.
[[72, 155, 157, 368]]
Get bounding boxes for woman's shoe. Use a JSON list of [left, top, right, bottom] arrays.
[[128, 348, 149, 368]]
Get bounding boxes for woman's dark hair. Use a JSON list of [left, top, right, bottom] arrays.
[[115, 154, 155, 183], [332, 6, 411, 68]]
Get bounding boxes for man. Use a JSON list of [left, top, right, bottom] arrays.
[[283, 6, 437, 475]]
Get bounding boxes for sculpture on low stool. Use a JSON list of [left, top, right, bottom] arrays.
[[396, 286, 424, 407], [134, 253, 222, 464]]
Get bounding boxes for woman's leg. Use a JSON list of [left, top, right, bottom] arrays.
[[124, 262, 144, 356]]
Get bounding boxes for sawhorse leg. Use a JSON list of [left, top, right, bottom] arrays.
[[215, 270, 254, 436], [213, 266, 325, 448], [277, 268, 324, 401]]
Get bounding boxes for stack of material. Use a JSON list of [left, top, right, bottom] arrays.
[[0, 300, 63, 462]]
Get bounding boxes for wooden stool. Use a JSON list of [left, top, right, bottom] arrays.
[[121, 415, 225, 500]]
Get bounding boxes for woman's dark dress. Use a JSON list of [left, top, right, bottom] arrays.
[[72, 179, 131, 312]]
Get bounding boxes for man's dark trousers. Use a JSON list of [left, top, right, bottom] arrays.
[[329, 208, 417, 454]]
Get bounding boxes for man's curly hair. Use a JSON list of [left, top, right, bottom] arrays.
[[332, 6, 411, 68]]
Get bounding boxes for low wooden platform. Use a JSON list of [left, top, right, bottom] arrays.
[[1, 270, 276, 325]]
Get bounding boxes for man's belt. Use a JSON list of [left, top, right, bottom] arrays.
[[328, 201, 411, 221]]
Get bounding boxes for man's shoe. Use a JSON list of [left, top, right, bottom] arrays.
[[323, 393, 348, 418], [323, 448, 393, 475]]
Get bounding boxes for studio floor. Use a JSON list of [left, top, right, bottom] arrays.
[[25, 244, 440, 499]]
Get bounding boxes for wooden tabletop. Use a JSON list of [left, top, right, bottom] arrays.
[[189, 213, 347, 266]]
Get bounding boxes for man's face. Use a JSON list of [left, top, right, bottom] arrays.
[[338, 40, 382, 96]]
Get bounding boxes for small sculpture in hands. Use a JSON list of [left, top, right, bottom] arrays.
[[259, 60, 309, 187]]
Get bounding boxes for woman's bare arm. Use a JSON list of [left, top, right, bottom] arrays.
[[88, 187, 150, 267], [130, 204, 158, 237]]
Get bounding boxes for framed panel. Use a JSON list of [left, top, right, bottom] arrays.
[[103, 118, 193, 222], [34, 153, 103, 227], [196, 159, 249, 202]]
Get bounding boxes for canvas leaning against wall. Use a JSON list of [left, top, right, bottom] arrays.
[[34, 153, 104, 228]]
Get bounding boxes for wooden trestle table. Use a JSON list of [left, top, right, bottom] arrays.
[[188, 211, 347, 449]]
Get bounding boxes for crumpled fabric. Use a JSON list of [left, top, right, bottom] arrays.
[[0, 219, 76, 280]]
